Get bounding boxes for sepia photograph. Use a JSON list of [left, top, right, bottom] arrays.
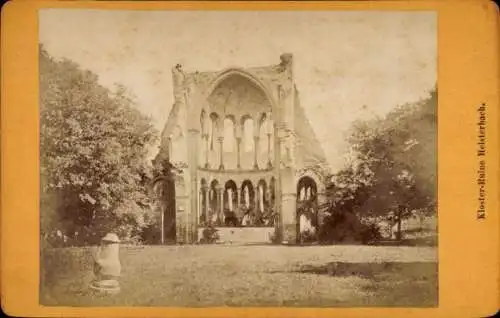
[[39, 9, 438, 307]]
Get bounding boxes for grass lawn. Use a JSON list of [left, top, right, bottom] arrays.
[[40, 245, 438, 307]]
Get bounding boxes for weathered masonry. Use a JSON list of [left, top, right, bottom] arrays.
[[153, 54, 330, 244]]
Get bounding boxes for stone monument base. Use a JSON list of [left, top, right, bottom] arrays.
[[89, 279, 120, 295]]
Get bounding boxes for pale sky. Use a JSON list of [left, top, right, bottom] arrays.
[[39, 9, 436, 171]]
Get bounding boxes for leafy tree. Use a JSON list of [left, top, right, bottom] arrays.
[[323, 88, 437, 241], [39, 45, 159, 244]]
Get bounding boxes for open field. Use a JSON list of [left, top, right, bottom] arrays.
[[41, 245, 438, 307]]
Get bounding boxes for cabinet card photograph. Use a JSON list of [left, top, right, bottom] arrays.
[[38, 9, 438, 307]]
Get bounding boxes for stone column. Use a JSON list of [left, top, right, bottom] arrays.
[[187, 129, 199, 244], [267, 133, 272, 168], [174, 173, 189, 245], [207, 189, 213, 221], [266, 112, 273, 169], [218, 187, 224, 224], [198, 189, 202, 223], [253, 137, 260, 169], [204, 135, 209, 168], [265, 187, 271, 209], [275, 81, 298, 245], [203, 185, 209, 224], [254, 186, 260, 213], [236, 137, 242, 169], [281, 174, 297, 244], [259, 186, 264, 213], [218, 136, 224, 170]]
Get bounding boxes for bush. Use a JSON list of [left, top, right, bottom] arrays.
[[317, 209, 382, 244], [269, 225, 282, 244], [299, 229, 317, 244], [359, 222, 383, 244], [199, 226, 219, 244], [141, 223, 162, 244]]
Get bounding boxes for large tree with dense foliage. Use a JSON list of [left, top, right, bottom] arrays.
[[39, 45, 159, 244], [322, 88, 437, 241]]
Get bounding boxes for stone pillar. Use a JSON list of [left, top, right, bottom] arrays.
[[218, 137, 224, 170], [204, 135, 209, 168], [275, 78, 298, 245], [265, 187, 271, 209], [175, 174, 189, 245], [198, 189, 202, 223], [266, 111, 273, 169], [203, 185, 209, 224], [236, 137, 242, 169], [90, 233, 121, 295], [253, 137, 260, 169], [208, 189, 213, 221], [280, 169, 297, 244], [218, 187, 224, 224], [187, 128, 199, 244], [267, 133, 272, 168]]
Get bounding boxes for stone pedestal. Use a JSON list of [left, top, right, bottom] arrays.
[[90, 233, 121, 295], [89, 279, 121, 295]]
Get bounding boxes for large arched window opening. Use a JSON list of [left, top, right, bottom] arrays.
[[223, 117, 235, 152], [206, 72, 274, 171], [240, 180, 255, 226], [258, 112, 273, 168], [150, 177, 176, 244], [199, 110, 208, 167], [223, 116, 237, 169], [296, 176, 319, 242], [256, 179, 272, 226], [209, 179, 221, 225], [208, 113, 220, 168], [241, 116, 254, 169], [243, 117, 254, 152], [223, 180, 238, 226], [208, 113, 219, 151]]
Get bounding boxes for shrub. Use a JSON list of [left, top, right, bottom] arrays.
[[359, 222, 383, 244], [317, 209, 382, 244], [269, 226, 282, 244], [140, 223, 162, 244], [199, 226, 220, 244], [299, 229, 317, 244]]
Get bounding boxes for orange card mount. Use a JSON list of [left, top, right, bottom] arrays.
[[1, 1, 498, 317]]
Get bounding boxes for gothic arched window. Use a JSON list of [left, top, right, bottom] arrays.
[[242, 117, 254, 153]]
